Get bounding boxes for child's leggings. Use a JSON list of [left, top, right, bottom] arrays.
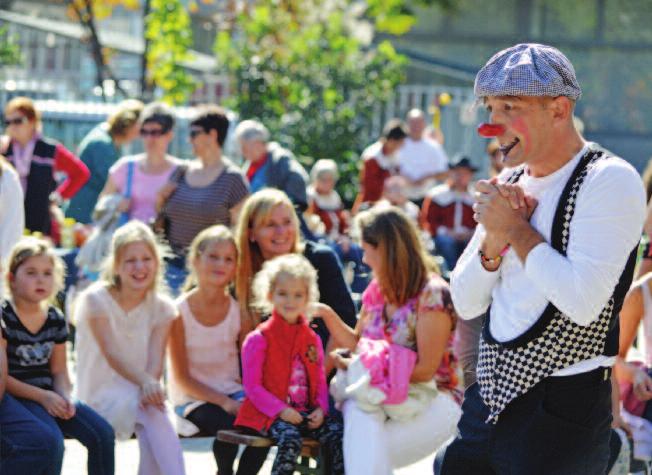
[[134, 405, 186, 475], [268, 415, 344, 475]]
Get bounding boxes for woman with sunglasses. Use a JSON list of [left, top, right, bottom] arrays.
[[1, 96, 89, 236], [100, 102, 181, 224], [155, 105, 249, 294]]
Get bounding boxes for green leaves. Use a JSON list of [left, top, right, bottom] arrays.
[[145, 0, 197, 104], [0, 26, 21, 67], [215, 0, 409, 202]]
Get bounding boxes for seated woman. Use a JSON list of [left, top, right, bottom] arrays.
[[74, 221, 185, 475], [314, 205, 462, 474], [1, 96, 89, 237], [167, 225, 267, 475]]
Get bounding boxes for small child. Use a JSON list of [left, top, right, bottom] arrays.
[[74, 221, 185, 475], [307, 159, 348, 241], [235, 254, 344, 475], [167, 225, 268, 474], [1, 237, 115, 475]]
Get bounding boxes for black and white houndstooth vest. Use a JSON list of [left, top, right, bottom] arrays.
[[476, 147, 638, 424]]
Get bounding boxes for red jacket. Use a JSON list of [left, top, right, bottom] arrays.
[[235, 312, 324, 433], [420, 184, 476, 237]]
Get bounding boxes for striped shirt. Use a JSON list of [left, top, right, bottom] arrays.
[[1, 301, 68, 390], [165, 159, 249, 255]]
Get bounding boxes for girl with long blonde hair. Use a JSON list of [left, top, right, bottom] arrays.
[[74, 221, 185, 475], [167, 225, 268, 474]]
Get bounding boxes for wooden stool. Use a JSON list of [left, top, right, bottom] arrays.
[[217, 429, 327, 475]]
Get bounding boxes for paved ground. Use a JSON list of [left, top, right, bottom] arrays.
[[63, 437, 435, 474]]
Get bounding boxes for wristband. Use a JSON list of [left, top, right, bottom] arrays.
[[479, 245, 510, 266]]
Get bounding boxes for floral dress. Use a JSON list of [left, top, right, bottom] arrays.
[[360, 275, 463, 404]]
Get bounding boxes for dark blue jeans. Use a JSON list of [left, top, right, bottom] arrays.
[[17, 397, 115, 475], [0, 394, 61, 475]]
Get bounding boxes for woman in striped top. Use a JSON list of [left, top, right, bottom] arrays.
[[157, 105, 249, 294]]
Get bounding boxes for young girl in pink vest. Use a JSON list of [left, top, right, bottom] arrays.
[[234, 254, 344, 475]]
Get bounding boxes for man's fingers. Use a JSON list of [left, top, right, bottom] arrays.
[[475, 180, 496, 193]]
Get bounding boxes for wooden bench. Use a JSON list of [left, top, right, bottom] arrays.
[[217, 429, 327, 475]]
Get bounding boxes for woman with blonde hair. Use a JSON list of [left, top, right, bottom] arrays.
[[67, 99, 144, 224], [235, 189, 356, 347], [313, 205, 461, 474], [74, 221, 185, 475], [1, 96, 89, 235]]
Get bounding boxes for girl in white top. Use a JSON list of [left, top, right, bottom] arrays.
[[167, 225, 268, 475], [0, 157, 25, 298], [74, 221, 185, 475]]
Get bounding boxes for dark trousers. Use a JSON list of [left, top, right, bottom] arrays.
[[186, 402, 269, 475], [435, 369, 612, 475]]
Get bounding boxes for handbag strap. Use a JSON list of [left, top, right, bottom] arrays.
[[124, 161, 135, 199]]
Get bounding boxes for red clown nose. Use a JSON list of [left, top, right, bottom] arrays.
[[477, 123, 506, 138]]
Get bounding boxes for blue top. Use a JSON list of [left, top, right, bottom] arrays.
[[66, 124, 119, 223]]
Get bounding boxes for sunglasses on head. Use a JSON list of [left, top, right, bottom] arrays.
[[140, 128, 165, 137], [4, 117, 27, 127]]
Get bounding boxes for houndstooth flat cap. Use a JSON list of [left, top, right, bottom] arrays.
[[474, 43, 582, 100]]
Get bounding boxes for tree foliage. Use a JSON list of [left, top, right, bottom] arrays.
[[0, 25, 21, 67], [68, 0, 196, 104], [145, 0, 197, 104], [215, 0, 408, 201]]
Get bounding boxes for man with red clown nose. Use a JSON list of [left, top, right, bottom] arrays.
[[435, 43, 646, 474]]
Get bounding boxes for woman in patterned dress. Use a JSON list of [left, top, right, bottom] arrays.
[[313, 205, 461, 474]]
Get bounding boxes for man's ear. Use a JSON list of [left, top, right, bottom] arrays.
[[550, 96, 573, 123]]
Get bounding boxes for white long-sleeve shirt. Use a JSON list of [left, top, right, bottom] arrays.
[[450, 144, 646, 376], [0, 165, 25, 298]]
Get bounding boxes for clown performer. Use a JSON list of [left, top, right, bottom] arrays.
[[435, 43, 646, 474]]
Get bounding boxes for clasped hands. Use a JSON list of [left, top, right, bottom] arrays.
[[472, 177, 538, 240]]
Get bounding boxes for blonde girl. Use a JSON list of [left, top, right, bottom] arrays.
[[235, 254, 344, 475], [314, 205, 461, 474], [1, 237, 115, 475], [167, 225, 268, 475], [73, 220, 185, 475]]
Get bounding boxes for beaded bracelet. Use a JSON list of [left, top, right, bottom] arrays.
[[479, 245, 510, 266]]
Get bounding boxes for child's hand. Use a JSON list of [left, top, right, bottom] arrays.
[[62, 397, 76, 419], [40, 390, 71, 419], [222, 398, 241, 416], [140, 378, 165, 410], [307, 407, 324, 429], [280, 407, 304, 425]]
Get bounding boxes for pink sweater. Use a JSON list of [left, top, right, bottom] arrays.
[[241, 331, 329, 418]]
